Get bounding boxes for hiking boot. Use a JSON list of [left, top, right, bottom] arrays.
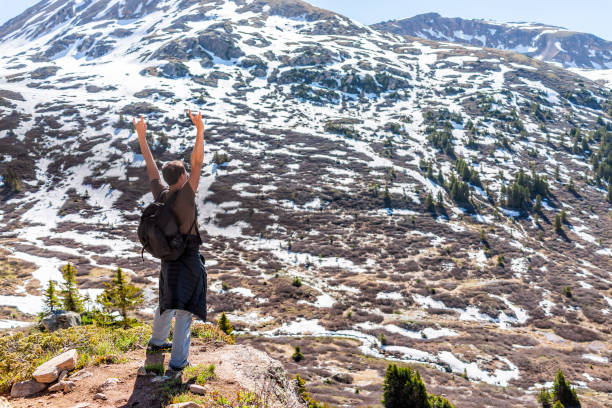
[[168, 362, 190, 372], [147, 342, 173, 352]]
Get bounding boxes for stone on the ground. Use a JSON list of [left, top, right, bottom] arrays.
[[72, 403, 90, 408], [188, 383, 207, 395], [98, 377, 121, 391], [48, 380, 75, 393], [10, 380, 47, 397], [332, 373, 354, 384], [93, 393, 107, 400], [69, 370, 93, 381], [58, 370, 68, 381], [166, 403, 201, 408], [33, 349, 78, 383], [0, 396, 10, 408], [41, 311, 81, 332]]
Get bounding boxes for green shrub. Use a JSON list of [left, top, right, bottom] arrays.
[[382, 364, 455, 408], [217, 313, 233, 336], [292, 346, 304, 362], [292, 276, 303, 287]]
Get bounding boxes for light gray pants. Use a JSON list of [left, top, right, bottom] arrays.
[[149, 306, 192, 369]]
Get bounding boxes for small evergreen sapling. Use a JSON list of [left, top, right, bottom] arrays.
[[97, 267, 143, 328], [217, 312, 233, 335], [42, 280, 61, 314], [60, 263, 84, 314], [292, 346, 304, 362]]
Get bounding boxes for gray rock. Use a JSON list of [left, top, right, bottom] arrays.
[[98, 377, 121, 391], [48, 380, 75, 393], [161, 62, 190, 78], [58, 370, 68, 381], [188, 383, 207, 395], [41, 311, 81, 332], [69, 370, 93, 382], [93, 393, 107, 400], [10, 380, 47, 398], [332, 373, 353, 384]]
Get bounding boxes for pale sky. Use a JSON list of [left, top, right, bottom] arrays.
[[1, 0, 610, 41]]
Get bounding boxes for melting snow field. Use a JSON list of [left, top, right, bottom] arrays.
[[261, 318, 519, 386]]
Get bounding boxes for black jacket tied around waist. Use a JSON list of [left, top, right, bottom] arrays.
[[159, 243, 207, 321]]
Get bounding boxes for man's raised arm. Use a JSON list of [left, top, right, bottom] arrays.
[[188, 109, 205, 193], [133, 116, 161, 182]]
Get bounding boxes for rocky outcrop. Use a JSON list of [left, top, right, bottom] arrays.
[[30, 66, 60, 80], [41, 311, 81, 332], [195, 345, 305, 408], [196, 31, 245, 61]]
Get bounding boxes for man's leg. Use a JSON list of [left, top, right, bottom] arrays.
[[149, 306, 175, 346], [168, 309, 193, 369]]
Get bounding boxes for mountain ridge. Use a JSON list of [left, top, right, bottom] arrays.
[[372, 12, 612, 69]]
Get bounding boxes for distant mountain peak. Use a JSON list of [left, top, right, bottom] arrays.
[[372, 13, 612, 69]]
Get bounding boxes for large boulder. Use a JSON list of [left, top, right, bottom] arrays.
[[41, 311, 81, 332], [33, 349, 78, 383], [10, 380, 46, 398]]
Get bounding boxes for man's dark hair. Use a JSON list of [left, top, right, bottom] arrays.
[[162, 160, 186, 185]]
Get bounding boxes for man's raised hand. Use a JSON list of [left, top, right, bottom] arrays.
[[188, 109, 204, 134], [133, 115, 147, 138]]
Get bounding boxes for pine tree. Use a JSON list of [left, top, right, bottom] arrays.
[[292, 346, 304, 362], [538, 388, 553, 408], [534, 194, 542, 212], [217, 312, 233, 335], [97, 267, 143, 328], [436, 191, 444, 209], [60, 263, 84, 314], [554, 214, 563, 234], [382, 364, 429, 408], [560, 209, 568, 224], [42, 280, 61, 314], [425, 193, 435, 213], [552, 369, 580, 408]]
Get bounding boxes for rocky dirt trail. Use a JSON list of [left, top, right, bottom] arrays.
[[8, 337, 303, 408]]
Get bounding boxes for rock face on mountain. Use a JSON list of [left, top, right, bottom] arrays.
[[372, 12, 612, 69], [0, 0, 611, 407]]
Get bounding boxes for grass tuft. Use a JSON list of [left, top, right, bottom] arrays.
[[183, 364, 215, 386], [191, 322, 235, 344]]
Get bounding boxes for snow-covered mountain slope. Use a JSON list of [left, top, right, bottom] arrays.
[[1, 0, 612, 406], [372, 12, 612, 69]]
